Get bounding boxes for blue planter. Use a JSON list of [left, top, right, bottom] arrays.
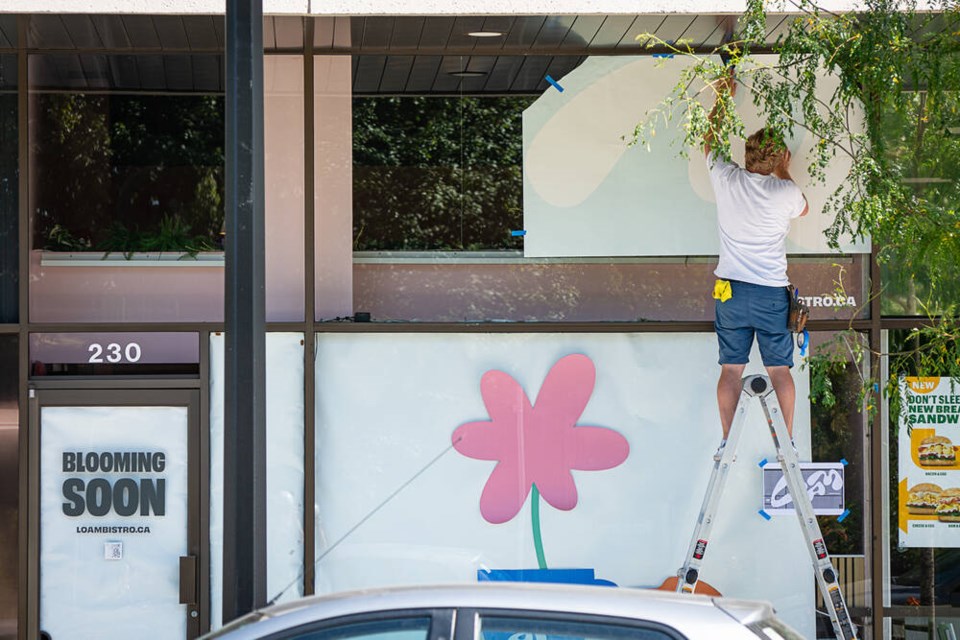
[[477, 567, 616, 587]]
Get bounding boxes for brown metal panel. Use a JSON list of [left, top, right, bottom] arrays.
[[669, 15, 721, 50], [0, 15, 15, 48], [44, 54, 87, 89], [621, 15, 667, 48], [588, 16, 634, 48], [403, 55, 442, 93], [531, 16, 576, 50], [136, 55, 167, 91], [154, 16, 190, 51], [360, 17, 393, 49], [482, 55, 525, 93], [503, 16, 546, 48], [542, 55, 586, 87], [90, 15, 133, 50], [213, 15, 225, 48], [389, 16, 425, 49], [509, 55, 552, 93], [192, 54, 222, 92], [766, 14, 796, 43], [417, 17, 455, 49], [186, 387, 201, 638], [164, 54, 193, 92], [648, 15, 697, 49], [470, 16, 515, 52], [274, 17, 304, 50], [303, 35, 316, 595], [179, 555, 198, 605], [26, 387, 38, 640], [262, 16, 277, 50], [78, 54, 111, 90], [60, 15, 103, 49], [685, 15, 729, 50], [313, 17, 335, 49], [27, 15, 74, 49], [379, 55, 415, 93], [560, 16, 605, 50], [16, 23, 27, 633], [120, 15, 162, 50], [332, 17, 352, 49], [445, 16, 487, 50], [183, 16, 220, 52], [107, 55, 142, 91], [433, 55, 487, 93], [353, 55, 387, 94]]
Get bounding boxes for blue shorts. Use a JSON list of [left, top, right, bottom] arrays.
[[715, 280, 793, 368]]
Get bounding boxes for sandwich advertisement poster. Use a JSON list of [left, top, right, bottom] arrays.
[[899, 377, 960, 547]]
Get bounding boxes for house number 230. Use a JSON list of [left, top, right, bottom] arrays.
[[88, 342, 142, 363]]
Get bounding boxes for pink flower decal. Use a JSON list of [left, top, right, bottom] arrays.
[[453, 354, 629, 525]]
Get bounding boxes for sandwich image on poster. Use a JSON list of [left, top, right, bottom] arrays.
[[899, 377, 960, 547], [916, 434, 957, 467]]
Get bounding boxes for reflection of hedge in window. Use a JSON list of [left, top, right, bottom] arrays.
[[1, 87, 17, 323], [32, 94, 224, 255], [353, 96, 531, 251]]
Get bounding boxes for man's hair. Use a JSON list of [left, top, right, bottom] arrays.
[[744, 128, 787, 175]]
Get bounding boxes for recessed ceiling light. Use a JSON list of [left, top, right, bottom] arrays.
[[448, 70, 488, 78], [467, 31, 503, 38]]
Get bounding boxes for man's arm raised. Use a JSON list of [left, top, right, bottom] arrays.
[[704, 68, 736, 158]]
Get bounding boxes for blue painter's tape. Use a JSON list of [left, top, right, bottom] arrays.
[[799, 329, 810, 356], [758, 510, 772, 521], [873, 382, 880, 393], [545, 75, 564, 92], [838, 509, 851, 523], [652, 53, 675, 59], [511, 230, 526, 237], [758, 458, 768, 468], [841, 458, 849, 466]]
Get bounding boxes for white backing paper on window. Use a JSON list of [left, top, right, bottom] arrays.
[[209, 332, 305, 629], [40, 405, 189, 640], [314, 332, 815, 638]]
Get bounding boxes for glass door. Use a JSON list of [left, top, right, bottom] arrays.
[[32, 388, 201, 639]]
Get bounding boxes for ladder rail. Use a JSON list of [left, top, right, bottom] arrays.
[[674, 386, 751, 593], [674, 374, 859, 640], [757, 386, 858, 640]]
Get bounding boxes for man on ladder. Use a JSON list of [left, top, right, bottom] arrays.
[[677, 68, 859, 640], [703, 69, 808, 461]]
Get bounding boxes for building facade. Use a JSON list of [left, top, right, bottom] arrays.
[[0, 2, 953, 639]]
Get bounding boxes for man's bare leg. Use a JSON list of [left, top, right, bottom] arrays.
[[766, 365, 795, 439], [717, 363, 746, 439]]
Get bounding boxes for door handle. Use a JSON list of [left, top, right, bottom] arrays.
[[179, 555, 198, 605]]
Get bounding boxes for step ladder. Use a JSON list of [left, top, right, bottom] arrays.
[[674, 374, 858, 640]]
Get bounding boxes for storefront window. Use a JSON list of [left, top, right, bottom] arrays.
[[0, 335, 18, 639], [880, 91, 960, 317], [889, 329, 960, 613], [353, 96, 529, 252], [31, 91, 224, 254], [0, 54, 16, 324], [28, 54, 306, 323], [344, 54, 871, 324]]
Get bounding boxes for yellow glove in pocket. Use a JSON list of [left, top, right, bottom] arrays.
[[712, 279, 732, 302]]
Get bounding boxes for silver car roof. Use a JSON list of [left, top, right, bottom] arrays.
[[208, 583, 778, 639]]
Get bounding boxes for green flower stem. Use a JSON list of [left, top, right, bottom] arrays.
[[531, 484, 548, 570]]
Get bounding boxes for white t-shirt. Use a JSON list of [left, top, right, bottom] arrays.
[[707, 151, 807, 287]]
